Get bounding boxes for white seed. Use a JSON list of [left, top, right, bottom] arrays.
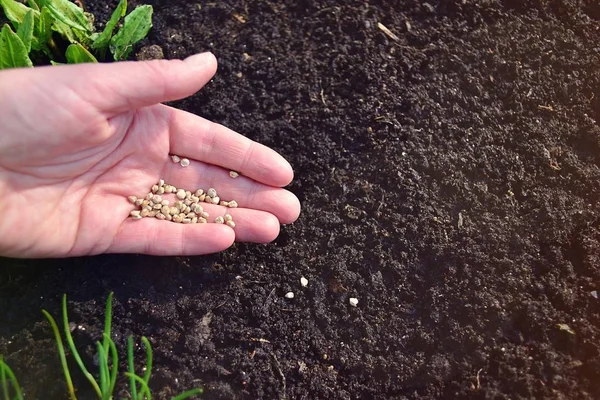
[[151, 195, 162, 204], [224, 214, 233, 222], [349, 298, 359, 307], [161, 199, 170, 206], [182, 218, 192, 224], [142, 205, 152, 212], [159, 179, 165, 187], [211, 196, 220, 204], [151, 185, 159, 193], [194, 189, 204, 197], [285, 292, 294, 299], [184, 199, 192, 206], [140, 209, 149, 217], [153, 204, 162, 210], [199, 194, 206, 202], [300, 277, 308, 287], [148, 210, 158, 217], [186, 212, 196, 218], [135, 199, 144, 207], [180, 158, 190, 167], [129, 210, 142, 219], [198, 217, 207, 223], [158, 186, 165, 194], [207, 188, 217, 198], [166, 214, 173, 221], [171, 155, 181, 163], [229, 171, 239, 178], [164, 185, 174, 194], [176, 189, 186, 200], [191, 195, 199, 203], [200, 211, 210, 219], [191, 204, 203, 214], [172, 214, 183, 223], [226, 220, 236, 228], [146, 193, 153, 200], [220, 201, 229, 207], [228, 200, 238, 208], [155, 213, 166, 220], [214, 216, 225, 224], [161, 206, 171, 215], [191, 217, 198, 223], [169, 206, 179, 215], [127, 196, 137, 204]]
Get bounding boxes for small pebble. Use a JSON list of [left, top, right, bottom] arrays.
[[349, 298, 359, 307], [215, 216, 225, 224], [171, 155, 181, 163], [285, 292, 294, 299], [180, 158, 190, 167], [229, 171, 239, 178], [300, 277, 308, 287]]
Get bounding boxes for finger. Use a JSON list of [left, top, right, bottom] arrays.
[[165, 106, 294, 187], [108, 218, 235, 256], [23, 52, 218, 115], [160, 159, 301, 224]]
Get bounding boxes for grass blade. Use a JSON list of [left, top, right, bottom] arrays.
[[0, 357, 23, 400], [96, 342, 108, 399], [124, 373, 151, 400], [171, 388, 204, 400], [127, 336, 137, 400], [1, 356, 9, 400], [102, 292, 114, 354], [140, 337, 152, 386], [41, 309, 76, 400], [61, 294, 102, 397], [106, 334, 118, 397]]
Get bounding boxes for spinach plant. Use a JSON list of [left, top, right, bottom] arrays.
[[0, 0, 153, 69]]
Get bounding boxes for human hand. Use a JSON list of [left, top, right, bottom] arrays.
[[0, 53, 300, 258]]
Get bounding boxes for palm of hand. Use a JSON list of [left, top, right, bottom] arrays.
[[0, 54, 300, 258]]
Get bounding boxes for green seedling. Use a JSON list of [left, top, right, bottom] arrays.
[[38, 292, 204, 399], [0, 357, 23, 400], [0, 0, 153, 69]]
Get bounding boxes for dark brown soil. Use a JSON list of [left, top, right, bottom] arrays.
[[2, 0, 600, 398]]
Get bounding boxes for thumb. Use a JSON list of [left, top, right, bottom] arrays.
[[43, 52, 217, 114]]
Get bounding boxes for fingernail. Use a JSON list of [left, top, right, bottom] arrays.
[[183, 52, 215, 67]]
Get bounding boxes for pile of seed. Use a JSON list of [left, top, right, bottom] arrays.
[[128, 179, 237, 228]]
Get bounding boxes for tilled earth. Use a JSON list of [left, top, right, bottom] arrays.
[[2, 0, 600, 399]]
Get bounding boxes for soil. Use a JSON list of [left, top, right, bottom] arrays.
[[2, 0, 600, 399]]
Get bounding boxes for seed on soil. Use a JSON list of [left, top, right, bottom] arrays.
[[127, 196, 137, 204], [228, 200, 239, 208], [207, 188, 217, 198], [226, 220, 236, 228], [180, 158, 190, 167], [229, 171, 239, 178], [301, 277, 308, 287], [176, 189, 186, 200], [171, 155, 181, 163], [224, 214, 233, 222], [349, 298, 359, 307], [285, 292, 294, 299], [129, 210, 142, 219], [215, 216, 225, 224]]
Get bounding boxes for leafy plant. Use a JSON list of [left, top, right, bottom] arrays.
[[0, 292, 203, 399], [0, 0, 153, 69]]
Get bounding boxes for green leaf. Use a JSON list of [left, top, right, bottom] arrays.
[[65, 43, 97, 63], [0, 0, 39, 30], [0, 24, 33, 69], [42, 0, 91, 33], [16, 10, 34, 53], [27, 0, 40, 11], [33, 5, 54, 54], [109, 4, 152, 61], [92, 0, 126, 51]]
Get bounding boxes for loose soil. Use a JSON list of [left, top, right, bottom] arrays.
[[2, 0, 600, 399]]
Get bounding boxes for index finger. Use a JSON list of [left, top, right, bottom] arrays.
[[165, 105, 294, 187]]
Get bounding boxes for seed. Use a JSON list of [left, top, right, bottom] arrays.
[[191, 204, 203, 214], [172, 214, 183, 223], [142, 200, 150, 207], [214, 216, 225, 224], [129, 210, 142, 219], [180, 158, 190, 167], [199, 194, 206, 202], [148, 210, 157, 217], [226, 220, 236, 228], [198, 217, 207, 223], [285, 292, 294, 299], [164, 185, 174, 194], [184, 199, 192, 206], [161, 199, 170, 206], [191, 195, 199, 203], [224, 214, 233, 222], [174, 200, 184, 209], [142, 205, 152, 212], [166, 214, 173, 221], [153, 204, 162, 210], [161, 206, 171, 215], [156, 213, 166, 220], [300, 277, 308, 287], [146, 193, 153, 200], [151, 185, 159, 193], [200, 211, 209, 219], [192, 217, 198, 224], [229, 171, 239, 178], [171, 155, 180, 163], [207, 188, 217, 198], [185, 190, 192, 199], [228, 200, 238, 208], [169, 206, 179, 215], [220, 201, 229, 206], [140, 209, 149, 217], [151, 195, 162, 204], [194, 189, 204, 197], [349, 298, 359, 307], [176, 189, 186, 200], [135, 199, 144, 207], [186, 212, 196, 218], [185, 206, 191, 214], [211, 196, 220, 205], [182, 218, 192, 224], [158, 186, 165, 194], [159, 179, 165, 187], [127, 196, 137, 204]]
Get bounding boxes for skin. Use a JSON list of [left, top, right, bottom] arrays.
[[0, 52, 301, 258]]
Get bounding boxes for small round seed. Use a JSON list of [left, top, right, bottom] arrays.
[[200, 211, 210, 219], [349, 298, 359, 307], [285, 292, 294, 299], [142, 205, 152, 212], [180, 158, 190, 167], [226, 220, 236, 228], [159, 179, 165, 187], [191, 217, 198, 224], [129, 210, 142, 219], [184, 199, 192, 206], [161, 206, 171, 215], [207, 188, 217, 198], [151, 185, 159, 193], [198, 217, 207, 223], [146, 193, 153, 200], [186, 212, 196, 218], [199, 194, 206, 202], [228, 200, 238, 208], [142, 200, 150, 207], [148, 210, 158, 217], [169, 206, 179, 215], [171, 155, 181, 163], [140, 209, 149, 217], [185, 190, 192, 199], [301, 277, 309, 287], [194, 189, 204, 197], [135, 199, 144, 207], [182, 218, 192, 224], [176, 189, 186, 200], [214, 216, 225, 224], [166, 214, 173, 221], [173, 214, 184, 223], [158, 186, 165, 194], [127, 196, 137, 204], [164, 185, 174, 194], [224, 214, 233, 222], [161, 199, 170, 206], [220, 201, 229, 207], [191, 204, 203, 214], [191, 195, 199, 203], [156, 213, 166, 220], [229, 171, 239, 178], [153, 204, 162, 210], [185, 206, 192, 214], [151, 195, 162, 204], [211, 196, 220, 205]]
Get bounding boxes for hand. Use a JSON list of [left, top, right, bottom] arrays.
[[0, 53, 300, 258]]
